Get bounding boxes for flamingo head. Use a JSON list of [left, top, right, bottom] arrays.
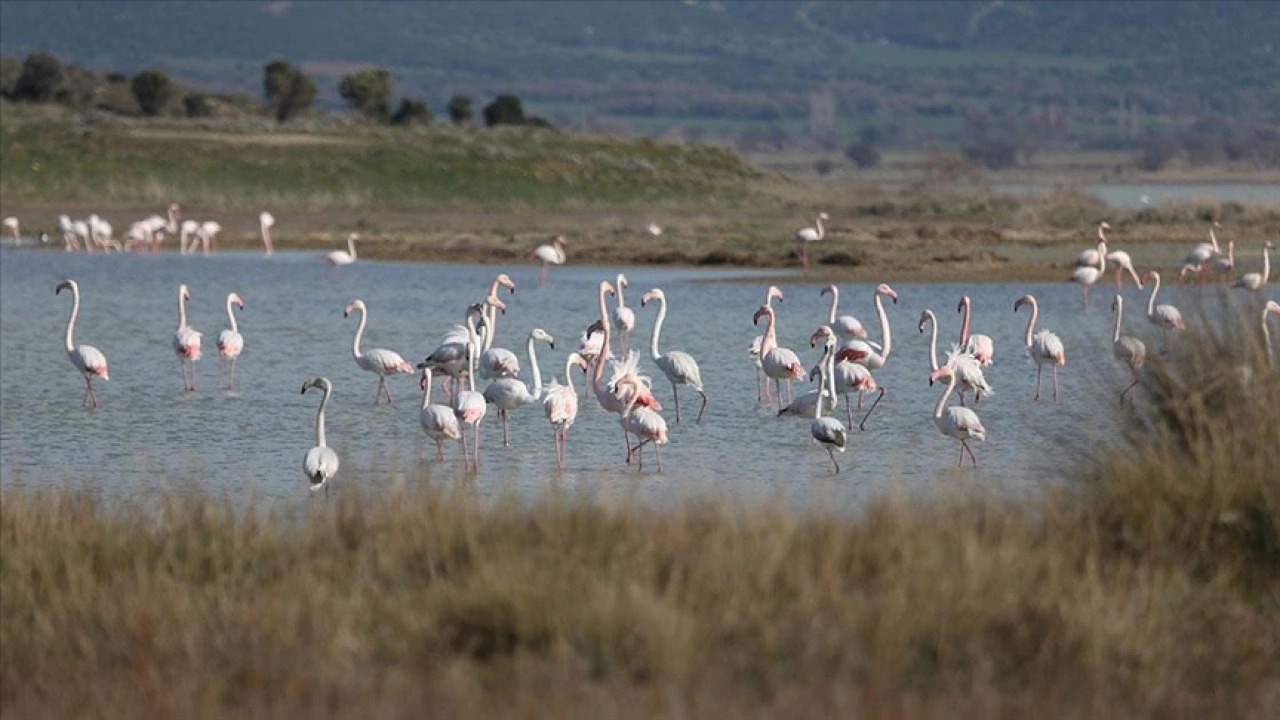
[[348, 232, 360, 242], [1145, 270, 1161, 284], [228, 292, 245, 310], [1264, 300, 1280, 317], [809, 325, 835, 347], [179, 284, 191, 302], [766, 285, 784, 304], [259, 211, 274, 228], [837, 347, 868, 364], [567, 352, 589, 372], [1099, 221, 1111, 231], [555, 235, 567, 247], [929, 364, 954, 386], [820, 284, 837, 298], [168, 203, 181, 219], [419, 366, 433, 390], [585, 319, 605, 335], [876, 283, 898, 304], [917, 310, 932, 333], [1266, 241, 1276, 250], [752, 305, 772, 327], [55, 279, 75, 295], [600, 280, 616, 298], [640, 288, 665, 307], [485, 293, 507, 314], [300, 377, 330, 395], [616, 273, 629, 289], [495, 273, 515, 294], [1178, 264, 1200, 281], [531, 328, 554, 349], [1013, 295, 1034, 313], [1212, 220, 1223, 229], [343, 299, 366, 317], [818, 212, 830, 221], [957, 296, 971, 314]]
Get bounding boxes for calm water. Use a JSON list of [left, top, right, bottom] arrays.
[[994, 182, 1280, 209], [0, 249, 1247, 512]]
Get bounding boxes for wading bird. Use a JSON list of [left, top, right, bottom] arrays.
[[1110, 294, 1146, 406], [172, 284, 202, 392], [809, 325, 848, 473], [821, 284, 868, 340], [1013, 294, 1065, 402], [795, 212, 829, 271], [418, 366, 461, 462], [301, 377, 339, 492], [929, 364, 987, 467], [54, 280, 109, 408], [532, 235, 567, 284], [544, 352, 587, 468], [324, 233, 359, 266], [217, 293, 245, 391], [343, 299, 413, 404], [483, 328, 554, 447], [1142, 271, 1185, 353], [641, 287, 708, 424], [1234, 241, 1273, 292]]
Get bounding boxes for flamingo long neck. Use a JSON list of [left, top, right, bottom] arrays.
[[924, 311, 939, 372], [465, 314, 480, 392], [347, 236, 357, 259], [1112, 299, 1124, 343], [1262, 245, 1271, 283], [1209, 226, 1220, 253], [225, 296, 239, 333], [934, 371, 957, 420], [874, 293, 892, 359], [615, 276, 627, 308], [315, 386, 330, 447], [825, 340, 837, 413], [1098, 223, 1109, 244], [593, 284, 614, 386], [813, 346, 829, 421], [562, 356, 578, 395], [1147, 274, 1161, 318], [484, 303, 499, 352], [526, 333, 544, 400], [959, 298, 971, 344], [166, 207, 178, 234], [649, 296, 666, 362], [761, 308, 779, 355], [64, 285, 79, 352], [827, 287, 838, 324], [1263, 309, 1275, 369], [351, 307, 367, 360], [421, 369, 434, 409], [177, 288, 188, 330], [814, 215, 826, 240], [1022, 299, 1038, 348]]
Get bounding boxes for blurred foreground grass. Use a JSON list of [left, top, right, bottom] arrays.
[[3, 317, 1278, 718]]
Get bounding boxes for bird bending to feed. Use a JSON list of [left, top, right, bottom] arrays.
[[1142, 271, 1185, 354], [193, 220, 221, 256], [837, 283, 898, 370], [217, 292, 245, 391], [809, 325, 848, 473], [919, 309, 991, 406], [1234, 241, 1273, 292], [301, 377, 340, 493], [753, 303, 806, 411], [1105, 245, 1143, 290], [821, 285, 868, 340], [1210, 240, 1234, 277], [641, 287, 708, 424], [532, 235, 567, 284], [544, 352, 588, 468], [749, 285, 785, 403], [1013, 294, 1065, 402], [1183, 222, 1223, 284], [614, 373, 669, 473], [612, 273, 636, 355], [259, 211, 275, 255], [343, 299, 413, 404], [795, 211, 829, 271], [172, 284, 202, 392], [930, 364, 987, 468], [324, 233, 359, 266], [957, 295, 994, 366], [418, 366, 461, 462], [483, 328, 554, 447], [55, 280, 109, 408], [1110, 295, 1146, 406]]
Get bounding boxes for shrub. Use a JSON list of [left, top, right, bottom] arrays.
[[130, 69, 173, 116], [483, 94, 526, 127], [263, 59, 316, 123], [338, 68, 393, 120], [447, 95, 473, 125], [183, 93, 213, 118], [390, 98, 432, 126], [845, 141, 881, 168], [12, 52, 63, 102]]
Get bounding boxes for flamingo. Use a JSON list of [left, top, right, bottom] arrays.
[[929, 364, 987, 468], [613, 273, 637, 355], [1110, 294, 1146, 406], [423, 303, 490, 401], [483, 328, 554, 447], [1234, 241, 1274, 292], [172, 284, 202, 392], [544, 352, 587, 468], [919, 309, 992, 406], [478, 286, 520, 380], [1013, 294, 1065, 402], [801, 325, 884, 430], [641, 287, 708, 424], [752, 304, 806, 411], [532, 235, 567, 284], [1069, 248, 1105, 309], [614, 373, 669, 473], [343, 299, 413, 404], [193, 220, 221, 256], [301, 377, 340, 492], [1262, 301, 1280, 369], [259, 211, 275, 255], [1142, 271, 1185, 353], [646, 222, 663, 237], [809, 326, 848, 473], [72, 219, 91, 253], [779, 328, 839, 419], [58, 215, 80, 251], [795, 212, 829, 271], [749, 285, 785, 402], [217, 292, 245, 391], [576, 327, 604, 399], [1211, 240, 1235, 278], [324, 233, 359, 266], [1183, 222, 1223, 283], [88, 214, 118, 252], [2, 216, 17, 244], [821, 285, 868, 340], [54, 280, 109, 408], [957, 295, 995, 366], [1104, 247, 1143, 290], [587, 281, 660, 463], [179, 220, 199, 255], [417, 366, 461, 462], [1075, 221, 1110, 268], [838, 283, 898, 370], [448, 317, 489, 471]]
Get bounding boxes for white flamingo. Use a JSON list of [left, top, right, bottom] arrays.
[[749, 285, 785, 402], [821, 285, 868, 340], [919, 309, 991, 406], [72, 219, 90, 254], [929, 364, 987, 468], [343, 299, 413, 404], [424, 303, 490, 401], [478, 290, 520, 380], [259, 211, 275, 255], [192, 220, 222, 256], [1262, 301, 1280, 369], [543, 352, 587, 468], [838, 283, 898, 370], [532, 235, 567, 284], [1183, 222, 1223, 283], [451, 318, 489, 471], [1234, 241, 1273, 292], [483, 328, 554, 447], [641, 287, 708, 424], [172, 284, 202, 392], [179, 219, 199, 255], [1013, 294, 1065, 402], [54, 280, 109, 408], [795, 211, 829, 271], [1142, 271, 1185, 353], [1105, 246, 1144, 290], [58, 214, 80, 251], [301, 377, 340, 492], [780, 328, 839, 420], [809, 326, 848, 473], [753, 303, 806, 411], [615, 373, 669, 473], [1110, 294, 1146, 406], [1069, 247, 1105, 309], [88, 214, 118, 251], [955, 295, 995, 367], [324, 233, 359, 266], [217, 292, 245, 391], [2, 216, 18, 244], [1075, 221, 1110, 267], [417, 366, 461, 462], [613, 273, 636, 355]]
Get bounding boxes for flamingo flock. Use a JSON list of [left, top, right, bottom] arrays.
[[14, 207, 279, 255], [43, 218, 1277, 491]]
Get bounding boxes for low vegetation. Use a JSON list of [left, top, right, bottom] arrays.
[[3, 321, 1278, 718]]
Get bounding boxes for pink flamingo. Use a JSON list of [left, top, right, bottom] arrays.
[[172, 284, 202, 392], [478, 273, 519, 380], [1234, 241, 1273, 292], [827, 338, 884, 431], [1074, 221, 1110, 268], [343, 299, 413, 404], [795, 212, 829, 271], [1105, 247, 1143, 290], [641, 287, 708, 424], [779, 328, 840, 420], [54, 280, 109, 408], [1183, 222, 1223, 284], [217, 292, 245, 391], [613, 273, 637, 355], [614, 375, 669, 472], [821, 284, 868, 340], [809, 325, 848, 473], [259, 211, 275, 256], [753, 304, 806, 411], [447, 319, 488, 471], [1069, 249, 1104, 309], [929, 364, 986, 467], [424, 302, 492, 402], [576, 327, 604, 400], [957, 295, 994, 366], [749, 285, 785, 402], [418, 366, 461, 462], [324, 233, 359, 266], [301, 377, 340, 492], [838, 283, 898, 370], [587, 281, 660, 463], [1110, 294, 1146, 406], [544, 352, 588, 468], [482, 328, 554, 447], [1142, 271, 1185, 353], [532, 235, 567, 284], [919, 309, 991, 406], [1013, 294, 1065, 402]]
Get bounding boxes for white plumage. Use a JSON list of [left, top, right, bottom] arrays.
[[929, 365, 986, 467], [55, 280, 110, 408], [1233, 241, 1273, 292], [343, 299, 412, 404], [1014, 294, 1065, 402], [641, 287, 707, 424], [418, 367, 461, 461], [324, 233, 359, 265], [483, 329, 554, 446], [301, 377, 340, 491]]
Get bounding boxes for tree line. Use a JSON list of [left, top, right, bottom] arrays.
[[2, 51, 549, 129]]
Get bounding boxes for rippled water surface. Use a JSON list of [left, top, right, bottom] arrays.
[[1, 249, 1249, 512]]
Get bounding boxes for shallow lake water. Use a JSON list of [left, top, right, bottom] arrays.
[[1, 249, 1267, 513]]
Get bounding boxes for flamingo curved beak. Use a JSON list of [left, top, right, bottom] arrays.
[[752, 307, 768, 326]]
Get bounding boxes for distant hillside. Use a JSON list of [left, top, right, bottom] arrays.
[[2, 1, 1275, 147]]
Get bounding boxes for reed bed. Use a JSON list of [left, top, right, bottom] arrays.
[[4, 315, 1279, 718]]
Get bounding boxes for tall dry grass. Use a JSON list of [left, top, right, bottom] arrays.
[[2, 320, 1278, 719]]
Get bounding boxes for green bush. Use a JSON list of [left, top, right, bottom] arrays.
[[483, 94, 526, 127], [263, 59, 316, 123], [131, 69, 173, 116], [338, 68, 392, 120], [12, 52, 63, 102], [390, 98, 431, 126], [448, 95, 473, 125]]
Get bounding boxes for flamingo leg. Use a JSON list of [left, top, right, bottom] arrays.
[[460, 428, 471, 472], [229, 357, 238, 392], [1034, 365, 1043, 401], [958, 389, 967, 407], [218, 355, 225, 389], [383, 378, 395, 404], [622, 427, 633, 464], [827, 446, 840, 473], [859, 388, 886, 431], [695, 390, 708, 424], [1115, 268, 1123, 289], [672, 383, 681, 425], [435, 438, 445, 462], [957, 442, 965, 467], [845, 398, 855, 428], [1052, 366, 1060, 403], [539, 263, 548, 285], [963, 440, 979, 467], [655, 441, 663, 473], [500, 409, 509, 447], [755, 366, 763, 403], [1122, 367, 1140, 405], [190, 362, 197, 391]]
